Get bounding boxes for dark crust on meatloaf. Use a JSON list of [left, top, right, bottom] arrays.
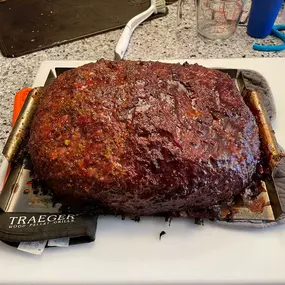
[[28, 59, 260, 215]]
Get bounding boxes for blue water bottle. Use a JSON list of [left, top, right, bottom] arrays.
[[247, 0, 284, 39]]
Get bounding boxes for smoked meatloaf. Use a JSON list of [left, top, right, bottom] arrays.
[[28, 59, 261, 215]]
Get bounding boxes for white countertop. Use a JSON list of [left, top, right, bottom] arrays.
[[1, 217, 285, 284]]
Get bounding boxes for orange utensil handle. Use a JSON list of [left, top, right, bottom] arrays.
[[12, 88, 32, 126], [1, 88, 32, 190]]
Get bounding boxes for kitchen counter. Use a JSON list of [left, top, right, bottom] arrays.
[[1, 2, 285, 284], [0, 2, 284, 151]]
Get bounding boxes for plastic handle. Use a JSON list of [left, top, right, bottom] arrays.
[[115, 5, 155, 59], [12, 88, 32, 126], [115, 26, 133, 60], [177, 0, 185, 26]]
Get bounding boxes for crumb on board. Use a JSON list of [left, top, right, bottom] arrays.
[[159, 231, 166, 240]]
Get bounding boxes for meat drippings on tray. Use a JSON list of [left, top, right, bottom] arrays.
[[28, 59, 261, 216]]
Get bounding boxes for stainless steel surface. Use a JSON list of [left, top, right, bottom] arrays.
[[0, 158, 60, 213]]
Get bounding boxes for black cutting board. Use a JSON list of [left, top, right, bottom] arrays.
[[0, 0, 167, 57]]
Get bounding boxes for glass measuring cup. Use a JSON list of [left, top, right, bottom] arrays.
[[178, 0, 246, 40]]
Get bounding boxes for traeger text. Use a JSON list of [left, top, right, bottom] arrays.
[[9, 214, 75, 228]]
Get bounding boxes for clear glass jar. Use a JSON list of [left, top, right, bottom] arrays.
[[178, 0, 246, 40]]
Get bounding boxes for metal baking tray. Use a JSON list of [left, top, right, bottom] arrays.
[[0, 66, 284, 222]]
